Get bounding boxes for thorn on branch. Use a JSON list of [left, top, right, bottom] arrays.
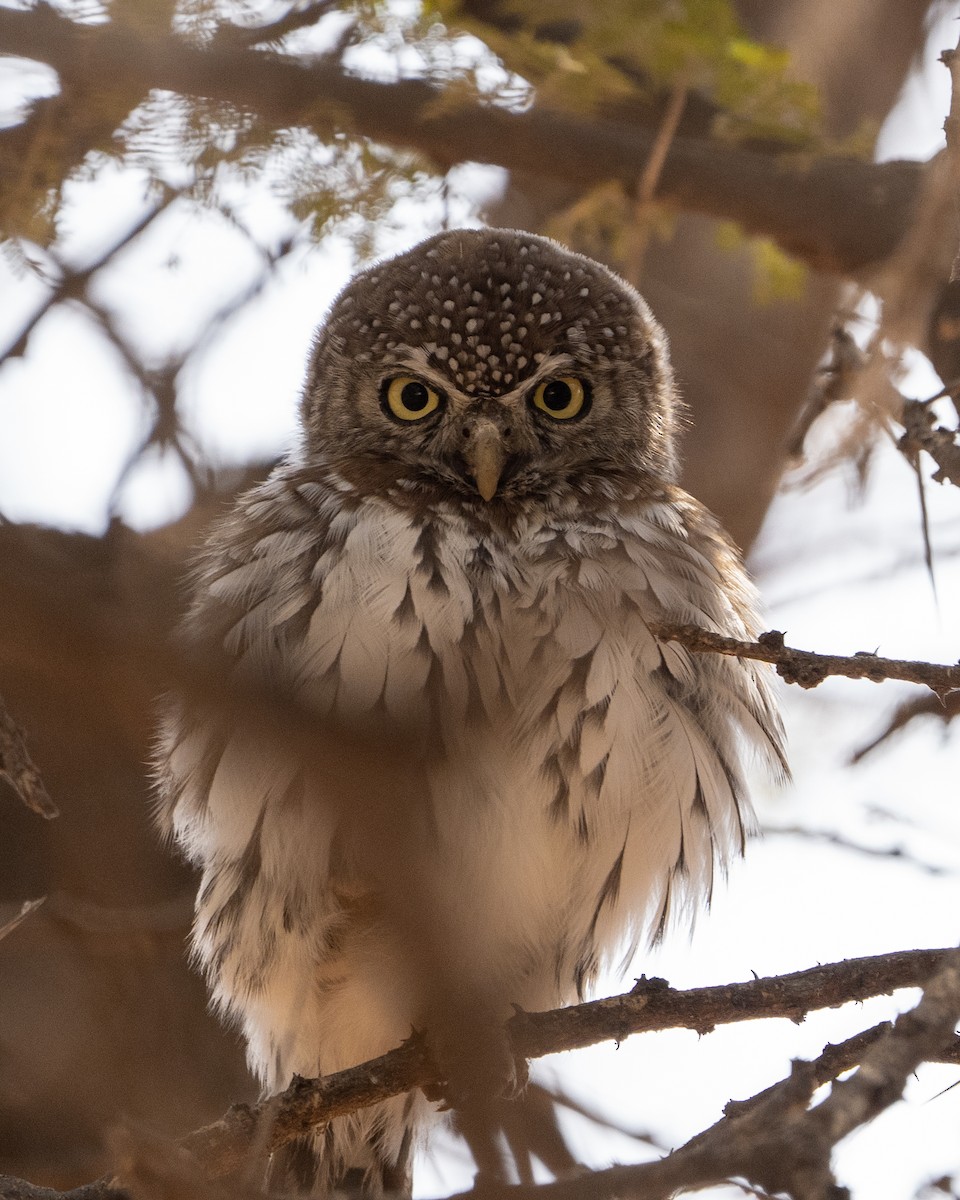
[[628, 974, 670, 995]]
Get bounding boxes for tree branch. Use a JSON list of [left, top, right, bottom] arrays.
[[811, 956, 960, 1147], [651, 624, 960, 697], [0, 186, 178, 366], [1, 948, 957, 1199], [178, 946, 960, 1178], [850, 688, 960, 763], [449, 954, 960, 1200], [0, 4, 925, 275]]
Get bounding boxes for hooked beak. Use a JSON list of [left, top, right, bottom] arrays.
[[463, 419, 507, 502]]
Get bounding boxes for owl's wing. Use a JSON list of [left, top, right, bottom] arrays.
[[154, 467, 491, 1192], [619, 493, 787, 940], [155, 469, 376, 1070], [154, 469, 333, 845], [527, 492, 787, 989]]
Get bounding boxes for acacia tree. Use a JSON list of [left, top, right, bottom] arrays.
[[2, 2, 960, 1197]]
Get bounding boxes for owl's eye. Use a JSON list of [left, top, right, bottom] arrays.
[[382, 376, 442, 422], [530, 376, 589, 421]]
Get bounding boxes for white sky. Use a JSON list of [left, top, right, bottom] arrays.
[[2, 6, 960, 1197]]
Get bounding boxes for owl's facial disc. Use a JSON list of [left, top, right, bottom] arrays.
[[378, 364, 602, 501], [306, 229, 682, 495]]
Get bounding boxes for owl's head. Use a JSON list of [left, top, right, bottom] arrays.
[[301, 229, 680, 508]]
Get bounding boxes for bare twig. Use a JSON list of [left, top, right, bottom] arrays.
[[850, 688, 960, 763], [651, 624, 960, 698], [761, 823, 954, 876], [532, 1082, 666, 1153], [100, 224, 300, 510], [623, 68, 690, 281], [438, 983, 960, 1200], [0, 693, 57, 817], [0, 897, 46, 943], [0, 188, 177, 367], [810, 955, 960, 1144], [453, 957, 960, 1200]]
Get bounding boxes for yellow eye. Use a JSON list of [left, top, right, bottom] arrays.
[[383, 375, 442, 421], [531, 376, 589, 420]]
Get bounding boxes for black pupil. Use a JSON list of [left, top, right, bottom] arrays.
[[401, 381, 430, 411], [542, 379, 573, 411]]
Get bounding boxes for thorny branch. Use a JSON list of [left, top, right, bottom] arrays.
[[0, 692, 56, 818], [811, 957, 960, 1148], [889, 29, 960, 486], [787, 28, 960, 487], [652, 624, 960, 698], [2, 948, 959, 1200], [444, 959, 960, 1200]]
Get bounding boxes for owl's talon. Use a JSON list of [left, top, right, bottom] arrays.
[[503, 1054, 529, 1100]]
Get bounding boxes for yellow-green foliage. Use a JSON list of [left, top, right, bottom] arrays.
[[426, 0, 822, 145], [716, 220, 808, 303], [3, 0, 832, 262]]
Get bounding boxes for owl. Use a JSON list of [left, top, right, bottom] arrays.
[[155, 228, 786, 1195]]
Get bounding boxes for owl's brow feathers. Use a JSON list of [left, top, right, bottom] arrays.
[[316, 230, 664, 398]]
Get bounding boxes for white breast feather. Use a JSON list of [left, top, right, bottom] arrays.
[[155, 469, 785, 1180]]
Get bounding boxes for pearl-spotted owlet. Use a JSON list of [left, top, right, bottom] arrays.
[[155, 228, 786, 1196]]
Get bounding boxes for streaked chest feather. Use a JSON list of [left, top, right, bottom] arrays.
[[221, 494, 718, 738], [165, 478, 781, 1034]]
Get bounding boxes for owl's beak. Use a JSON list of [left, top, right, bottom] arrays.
[[463, 420, 507, 502]]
